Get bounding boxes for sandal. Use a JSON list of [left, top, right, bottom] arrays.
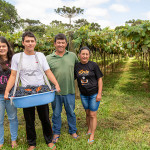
[[72, 135, 79, 139], [86, 133, 91, 135], [11, 144, 18, 149], [88, 139, 94, 144], [48, 144, 56, 150], [52, 136, 60, 143]]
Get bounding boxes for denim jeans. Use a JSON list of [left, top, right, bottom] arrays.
[[52, 94, 77, 135], [80, 93, 100, 111], [0, 94, 18, 144]]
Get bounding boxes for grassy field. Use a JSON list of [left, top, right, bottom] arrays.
[[2, 57, 150, 150]]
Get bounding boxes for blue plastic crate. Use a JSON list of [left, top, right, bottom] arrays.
[[11, 91, 55, 108]]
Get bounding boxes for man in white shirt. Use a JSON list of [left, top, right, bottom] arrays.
[[4, 31, 60, 150]]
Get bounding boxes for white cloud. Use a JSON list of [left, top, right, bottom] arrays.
[[128, 0, 140, 2], [85, 8, 108, 17], [72, 0, 110, 8], [109, 4, 129, 12], [145, 11, 150, 19], [15, 0, 69, 23], [97, 20, 113, 28]]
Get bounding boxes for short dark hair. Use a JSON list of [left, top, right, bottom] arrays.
[[22, 31, 36, 42], [54, 33, 67, 43], [79, 46, 91, 54]]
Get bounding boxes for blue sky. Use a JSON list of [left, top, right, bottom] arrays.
[[6, 0, 150, 29]]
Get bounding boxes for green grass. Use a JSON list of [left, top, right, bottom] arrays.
[[2, 57, 150, 150]]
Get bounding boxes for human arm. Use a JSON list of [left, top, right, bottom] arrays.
[[45, 69, 61, 92], [96, 77, 103, 102], [4, 70, 17, 100]]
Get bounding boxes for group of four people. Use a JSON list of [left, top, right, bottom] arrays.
[[0, 32, 103, 150]]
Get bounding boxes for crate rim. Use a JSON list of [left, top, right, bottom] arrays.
[[9, 90, 56, 99]]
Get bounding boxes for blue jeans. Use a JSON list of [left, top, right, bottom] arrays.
[[80, 93, 100, 111], [52, 94, 77, 135], [0, 94, 18, 144]]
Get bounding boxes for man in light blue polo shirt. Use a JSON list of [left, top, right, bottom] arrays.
[[46, 33, 79, 143]]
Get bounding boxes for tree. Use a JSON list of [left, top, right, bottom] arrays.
[[54, 6, 84, 27], [21, 19, 41, 26], [125, 19, 150, 26], [50, 20, 73, 29], [89, 22, 101, 31], [25, 25, 46, 36], [74, 19, 89, 29], [0, 0, 20, 32]]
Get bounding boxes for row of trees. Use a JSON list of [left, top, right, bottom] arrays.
[[1, 1, 150, 75]]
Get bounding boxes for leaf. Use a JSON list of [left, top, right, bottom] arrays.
[[133, 36, 140, 42], [127, 43, 132, 49], [147, 44, 150, 48], [142, 45, 148, 52], [147, 27, 150, 30], [143, 39, 150, 45]]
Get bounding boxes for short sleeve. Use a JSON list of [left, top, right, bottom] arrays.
[[39, 53, 50, 71], [11, 53, 20, 71], [75, 55, 79, 63], [94, 62, 103, 79]]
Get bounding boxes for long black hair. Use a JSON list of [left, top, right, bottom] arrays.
[[0, 36, 13, 71]]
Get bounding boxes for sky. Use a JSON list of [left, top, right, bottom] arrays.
[[5, 0, 150, 29]]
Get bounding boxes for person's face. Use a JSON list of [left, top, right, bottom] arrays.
[[0, 42, 8, 57], [22, 36, 36, 52], [54, 39, 67, 53], [79, 49, 90, 64]]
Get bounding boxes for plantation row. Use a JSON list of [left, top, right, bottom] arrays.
[[1, 21, 150, 73]]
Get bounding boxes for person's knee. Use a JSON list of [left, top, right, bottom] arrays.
[[89, 111, 97, 118], [8, 115, 18, 122], [53, 111, 61, 118]]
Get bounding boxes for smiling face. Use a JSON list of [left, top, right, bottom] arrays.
[[22, 36, 36, 54], [54, 39, 67, 55], [79, 49, 90, 64], [0, 42, 8, 58]]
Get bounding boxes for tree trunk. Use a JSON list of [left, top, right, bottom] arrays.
[[103, 52, 106, 76], [149, 51, 150, 75]]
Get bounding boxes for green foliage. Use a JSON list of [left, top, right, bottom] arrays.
[[0, 0, 20, 32], [89, 22, 101, 31], [25, 25, 46, 36], [116, 22, 150, 54], [74, 19, 89, 29], [126, 19, 150, 26]]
